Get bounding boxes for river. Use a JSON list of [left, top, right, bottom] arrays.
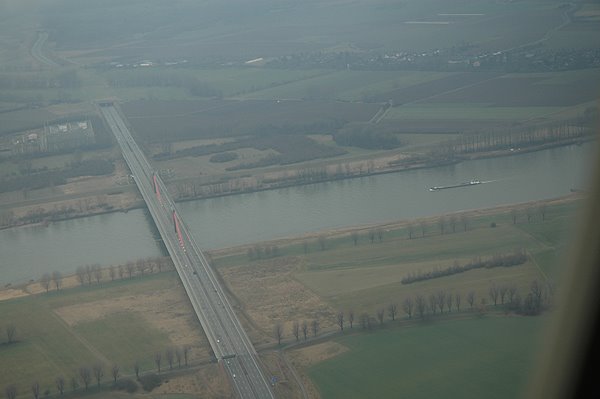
[[0, 142, 596, 285]]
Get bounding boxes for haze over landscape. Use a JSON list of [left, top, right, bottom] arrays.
[[0, 1, 598, 398]]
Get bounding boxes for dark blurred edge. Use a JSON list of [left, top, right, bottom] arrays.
[[525, 131, 600, 399]]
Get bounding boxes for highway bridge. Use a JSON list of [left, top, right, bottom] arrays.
[[99, 104, 275, 399]]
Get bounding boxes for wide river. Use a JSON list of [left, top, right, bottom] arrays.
[[1, 143, 597, 285]]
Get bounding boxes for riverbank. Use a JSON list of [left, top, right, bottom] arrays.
[[1, 135, 594, 231], [1, 192, 584, 302]]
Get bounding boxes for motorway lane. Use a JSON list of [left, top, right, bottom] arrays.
[[100, 105, 274, 399]]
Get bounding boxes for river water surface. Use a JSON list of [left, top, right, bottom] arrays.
[[1, 143, 596, 285]]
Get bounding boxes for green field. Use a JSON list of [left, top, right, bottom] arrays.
[[0, 273, 184, 398], [309, 315, 547, 399]]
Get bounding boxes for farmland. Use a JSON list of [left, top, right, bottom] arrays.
[[306, 316, 547, 399]]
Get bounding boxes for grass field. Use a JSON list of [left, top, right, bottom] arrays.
[[0, 272, 208, 398], [307, 315, 547, 399]]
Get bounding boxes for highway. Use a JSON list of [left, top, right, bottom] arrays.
[[99, 104, 275, 399]]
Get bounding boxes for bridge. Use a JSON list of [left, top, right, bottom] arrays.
[[99, 104, 275, 399]]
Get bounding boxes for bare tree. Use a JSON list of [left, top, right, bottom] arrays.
[[511, 209, 518, 224], [6, 324, 16, 343], [111, 365, 119, 383], [348, 310, 355, 329], [351, 231, 359, 246], [360, 313, 369, 329], [85, 265, 93, 285], [70, 376, 79, 392], [499, 285, 508, 305], [133, 361, 140, 379], [449, 215, 457, 233], [526, 207, 534, 223], [154, 352, 162, 372], [125, 262, 135, 279], [376, 308, 385, 326], [118, 265, 125, 279], [368, 230, 375, 244], [302, 321, 308, 341], [79, 367, 92, 390], [40, 273, 52, 293], [31, 381, 40, 399], [387, 303, 398, 321], [55, 376, 65, 395], [109, 266, 116, 282], [455, 292, 462, 312], [408, 223, 415, 239], [403, 297, 414, 319], [376, 228, 384, 242], [166, 347, 175, 370], [446, 292, 453, 313], [76, 266, 86, 286], [175, 348, 182, 368], [52, 271, 62, 291], [92, 363, 103, 387], [317, 235, 327, 250], [136, 259, 146, 277], [489, 283, 500, 306], [337, 311, 344, 331], [415, 295, 427, 318], [429, 294, 437, 314], [274, 323, 284, 345], [436, 290, 446, 314], [467, 290, 476, 309], [508, 284, 518, 305], [4, 385, 17, 399], [311, 319, 319, 337], [460, 214, 468, 232], [92, 264, 102, 284], [183, 346, 191, 367], [292, 321, 300, 341]]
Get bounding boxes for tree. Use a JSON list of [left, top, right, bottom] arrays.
[[92, 363, 103, 387], [449, 215, 457, 233], [446, 292, 453, 313], [489, 283, 499, 306], [85, 265, 93, 285], [360, 313, 369, 329], [183, 346, 191, 367], [111, 365, 119, 383], [460, 214, 468, 232], [368, 230, 375, 244], [387, 303, 398, 321], [455, 292, 462, 312], [76, 266, 86, 286], [377, 228, 384, 242], [403, 297, 414, 319], [539, 204, 547, 221], [125, 262, 135, 279], [439, 216, 446, 235], [109, 266, 116, 281], [408, 223, 415, 239], [318, 235, 327, 250], [79, 367, 92, 390], [133, 361, 140, 380], [499, 285, 508, 305], [40, 273, 52, 293], [420, 221, 426, 237], [376, 308, 385, 326], [337, 311, 344, 331], [274, 323, 283, 345], [154, 352, 162, 372], [6, 324, 16, 343], [4, 385, 17, 399], [511, 209, 518, 224], [467, 290, 476, 309], [311, 319, 319, 337], [302, 321, 308, 341], [436, 290, 446, 314], [415, 295, 427, 318], [118, 265, 125, 279], [175, 348, 182, 368], [348, 310, 355, 328], [292, 321, 300, 341], [52, 271, 62, 291], [92, 264, 102, 284], [508, 284, 518, 306], [166, 347, 174, 370], [351, 231, 359, 246], [136, 259, 146, 277], [429, 294, 437, 314], [70, 376, 79, 392], [55, 376, 65, 395], [31, 381, 40, 399]]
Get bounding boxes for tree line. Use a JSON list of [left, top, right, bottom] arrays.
[[3, 345, 192, 399], [74, 257, 174, 286]]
